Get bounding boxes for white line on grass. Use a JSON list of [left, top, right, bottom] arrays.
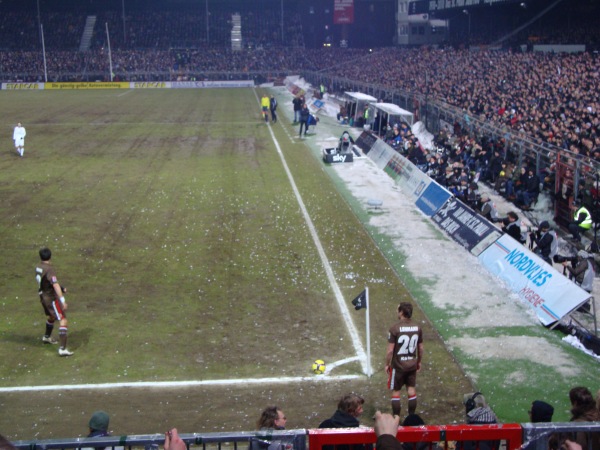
[[0, 93, 367, 394], [254, 90, 368, 375], [324, 356, 361, 374], [0, 375, 361, 393]]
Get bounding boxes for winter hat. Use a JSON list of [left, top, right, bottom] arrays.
[[530, 400, 554, 423], [89, 411, 110, 431]]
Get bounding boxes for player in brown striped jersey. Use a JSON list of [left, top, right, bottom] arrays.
[[35, 247, 73, 356], [385, 302, 423, 416]]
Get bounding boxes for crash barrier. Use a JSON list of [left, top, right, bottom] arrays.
[[522, 422, 600, 450], [14, 423, 600, 450], [12, 430, 306, 450], [309, 424, 523, 450], [354, 131, 592, 327]]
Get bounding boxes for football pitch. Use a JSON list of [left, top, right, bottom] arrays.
[[0, 88, 473, 438]]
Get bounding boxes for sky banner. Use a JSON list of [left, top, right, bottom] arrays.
[[334, 0, 354, 24]]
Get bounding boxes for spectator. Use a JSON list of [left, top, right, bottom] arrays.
[[251, 406, 288, 450], [462, 392, 497, 425], [501, 211, 526, 244], [0, 434, 16, 450], [401, 414, 442, 450], [319, 393, 365, 429], [505, 166, 527, 201], [568, 386, 600, 450], [319, 393, 371, 450], [478, 195, 498, 222], [164, 429, 186, 450], [373, 411, 401, 450], [256, 406, 287, 430], [516, 168, 540, 211], [529, 400, 554, 423], [562, 250, 595, 295], [457, 393, 499, 450], [88, 411, 110, 437], [531, 221, 557, 265]]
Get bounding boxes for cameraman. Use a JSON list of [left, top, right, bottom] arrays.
[[562, 250, 595, 294], [531, 221, 557, 265], [501, 211, 526, 244]]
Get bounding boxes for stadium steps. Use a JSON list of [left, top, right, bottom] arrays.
[[79, 15, 97, 52]]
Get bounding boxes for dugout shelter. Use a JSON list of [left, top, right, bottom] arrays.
[[367, 102, 414, 136], [343, 92, 377, 128]]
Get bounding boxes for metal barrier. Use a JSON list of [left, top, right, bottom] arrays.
[[11, 425, 600, 450], [11, 430, 307, 450], [308, 424, 523, 450], [522, 422, 600, 450]]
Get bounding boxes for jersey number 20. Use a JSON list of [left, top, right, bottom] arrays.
[[396, 334, 419, 355]]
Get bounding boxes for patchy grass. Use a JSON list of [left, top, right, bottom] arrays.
[[0, 89, 471, 439]]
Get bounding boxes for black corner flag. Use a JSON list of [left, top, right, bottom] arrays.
[[352, 289, 367, 310]]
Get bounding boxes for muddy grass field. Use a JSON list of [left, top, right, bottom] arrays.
[[0, 89, 473, 440]]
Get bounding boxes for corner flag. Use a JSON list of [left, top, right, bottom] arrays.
[[352, 289, 367, 310], [350, 287, 371, 376]]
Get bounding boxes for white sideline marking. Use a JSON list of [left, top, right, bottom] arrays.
[[254, 90, 368, 374], [0, 375, 361, 393], [117, 90, 133, 97]]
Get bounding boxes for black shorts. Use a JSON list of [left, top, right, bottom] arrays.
[[388, 367, 416, 391]]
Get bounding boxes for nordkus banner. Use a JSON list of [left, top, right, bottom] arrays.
[[478, 234, 591, 325]]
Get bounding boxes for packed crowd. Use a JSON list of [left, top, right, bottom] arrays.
[[331, 48, 600, 163], [0, 4, 303, 52], [2, 45, 598, 164]]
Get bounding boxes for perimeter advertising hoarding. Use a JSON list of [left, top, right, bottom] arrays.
[[45, 82, 129, 89], [479, 234, 591, 325], [354, 131, 378, 155], [364, 139, 449, 204], [385, 153, 428, 200], [431, 198, 502, 255], [2, 83, 43, 90], [334, 0, 354, 24], [415, 182, 453, 217], [365, 140, 391, 167], [170, 81, 254, 88]]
